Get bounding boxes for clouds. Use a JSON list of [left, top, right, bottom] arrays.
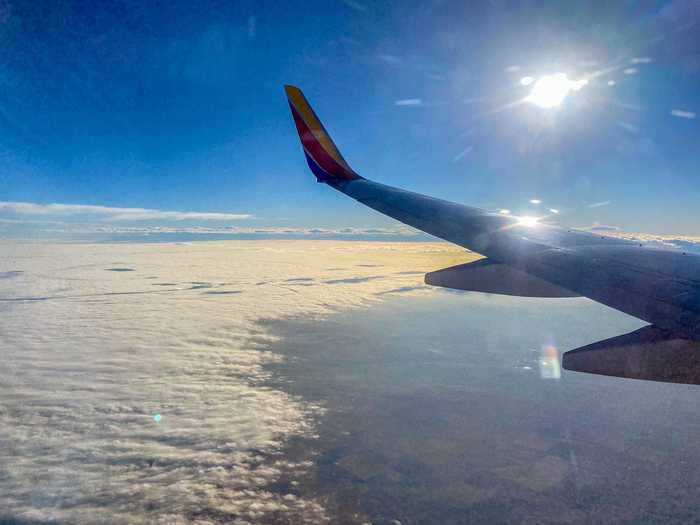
[[583, 223, 621, 232], [576, 227, 700, 254], [671, 109, 696, 119], [0, 240, 466, 523], [341, 0, 367, 12], [0, 217, 427, 242], [621, 234, 700, 254], [0, 201, 430, 241], [0, 201, 252, 221], [394, 98, 423, 106]]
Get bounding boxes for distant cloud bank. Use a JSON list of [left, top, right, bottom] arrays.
[[1, 201, 698, 249], [0, 200, 428, 241], [584, 223, 620, 232], [0, 201, 252, 221], [579, 225, 700, 254]]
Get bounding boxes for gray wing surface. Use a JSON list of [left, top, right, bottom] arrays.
[[285, 85, 700, 385], [334, 178, 700, 335]]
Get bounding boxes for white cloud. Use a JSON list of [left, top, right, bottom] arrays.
[[0, 201, 252, 221], [2, 223, 425, 239], [0, 240, 466, 522], [617, 121, 639, 134], [0, 208, 427, 239], [377, 53, 403, 65], [394, 98, 423, 106], [453, 146, 472, 162], [582, 223, 621, 232], [671, 109, 696, 119], [341, 0, 367, 12], [575, 228, 700, 254]]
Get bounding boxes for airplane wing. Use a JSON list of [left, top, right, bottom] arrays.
[[284, 85, 700, 385]]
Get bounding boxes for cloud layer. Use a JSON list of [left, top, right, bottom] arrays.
[[0, 240, 467, 523], [0, 201, 431, 241], [0, 201, 252, 221]]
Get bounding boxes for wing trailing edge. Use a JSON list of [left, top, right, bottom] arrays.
[[425, 258, 580, 298], [563, 325, 700, 385]]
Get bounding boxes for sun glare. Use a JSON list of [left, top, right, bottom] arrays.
[[517, 216, 539, 227], [525, 73, 588, 109]]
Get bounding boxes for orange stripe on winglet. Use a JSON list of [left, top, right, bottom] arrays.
[[284, 85, 354, 174]]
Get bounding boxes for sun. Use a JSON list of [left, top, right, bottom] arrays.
[[524, 73, 588, 109]]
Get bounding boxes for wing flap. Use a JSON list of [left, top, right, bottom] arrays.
[[563, 325, 700, 385], [425, 258, 580, 298]]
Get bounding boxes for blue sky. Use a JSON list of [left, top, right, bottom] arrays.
[[1, 0, 699, 237]]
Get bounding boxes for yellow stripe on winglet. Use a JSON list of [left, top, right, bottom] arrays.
[[284, 86, 353, 172]]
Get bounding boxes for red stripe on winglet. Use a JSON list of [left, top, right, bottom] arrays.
[[290, 105, 356, 179]]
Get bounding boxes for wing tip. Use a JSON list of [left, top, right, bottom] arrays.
[[284, 84, 360, 182]]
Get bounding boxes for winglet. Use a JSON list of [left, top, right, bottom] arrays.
[[284, 85, 360, 182]]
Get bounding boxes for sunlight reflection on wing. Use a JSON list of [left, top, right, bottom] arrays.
[[517, 216, 539, 227]]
